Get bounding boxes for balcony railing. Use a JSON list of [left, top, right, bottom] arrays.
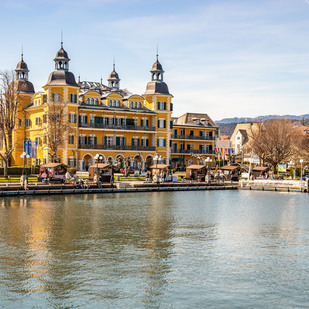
[[171, 134, 214, 141], [79, 143, 156, 151], [79, 122, 156, 131], [171, 149, 215, 155]]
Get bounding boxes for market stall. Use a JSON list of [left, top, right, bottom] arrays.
[[40, 163, 67, 183], [252, 166, 269, 179], [186, 165, 207, 181], [88, 163, 113, 183], [220, 165, 240, 181], [149, 164, 172, 182]]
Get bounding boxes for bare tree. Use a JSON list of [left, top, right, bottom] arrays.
[[246, 119, 300, 173], [0, 71, 20, 177], [45, 100, 71, 163]]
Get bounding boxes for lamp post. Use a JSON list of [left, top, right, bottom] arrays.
[[300, 159, 304, 192], [26, 154, 30, 175], [94, 154, 103, 184], [20, 152, 26, 175]]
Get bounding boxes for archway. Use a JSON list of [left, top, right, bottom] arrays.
[[107, 156, 114, 166], [82, 153, 94, 171], [133, 154, 143, 170], [115, 154, 125, 169], [145, 155, 153, 170]]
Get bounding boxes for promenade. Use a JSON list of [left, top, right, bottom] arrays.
[[0, 178, 308, 197]]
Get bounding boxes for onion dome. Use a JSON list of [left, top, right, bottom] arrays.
[[55, 46, 68, 59], [151, 59, 163, 72], [108, 63, 120, 90], [16, 59, 28, 70], [46, 70, 78, 87], [11, 80, 35, 94]]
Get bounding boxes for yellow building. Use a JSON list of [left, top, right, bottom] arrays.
[[1, 43, 218, 171]]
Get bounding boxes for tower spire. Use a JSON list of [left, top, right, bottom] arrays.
[[113, 55, 115, 71], [21, 44, 23, 61], [156, 44, 159, 61], [61, 30, 63, 48]]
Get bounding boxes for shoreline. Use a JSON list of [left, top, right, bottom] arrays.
[[0, 181, 307, 197]]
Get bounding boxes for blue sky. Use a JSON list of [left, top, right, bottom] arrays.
[[1, 0, 309, 120]]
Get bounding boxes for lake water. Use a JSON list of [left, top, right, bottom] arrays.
[[0, 191, 308, 308]]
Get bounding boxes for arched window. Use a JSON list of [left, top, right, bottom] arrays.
[[87, 98, 90, 104], [109, 99, 112, 107], [116, 100, 120, 107], [91, 98, 94, 105], [95, 99, 99, 105], [113, 100, 116, 107]]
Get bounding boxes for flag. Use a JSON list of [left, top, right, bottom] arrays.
[[215, 165, 219, 172]]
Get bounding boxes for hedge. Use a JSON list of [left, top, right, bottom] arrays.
[[0, 167, 40, 176]]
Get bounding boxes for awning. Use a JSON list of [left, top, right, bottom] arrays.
[[41, 163, 64, 168], [252, 166, 269, 172], [186, 164, 205, 170], [88, 163, 110, 169], [221, 165, 239, 171], [150, 164, 170, 169]]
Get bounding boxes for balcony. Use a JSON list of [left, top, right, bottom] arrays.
[[79, 122, 156, 131], [79, 143, 156, 151], [171, 149, 215, 155], [171, 134, 214, 141]]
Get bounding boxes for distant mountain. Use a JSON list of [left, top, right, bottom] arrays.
[[215, 114, 309, 124]]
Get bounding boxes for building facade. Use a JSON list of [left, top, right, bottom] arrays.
[[2, 43, 218, 171]]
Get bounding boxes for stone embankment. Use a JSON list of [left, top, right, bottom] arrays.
[[239, 179, 308, 193], [0, 181, 236, 197]]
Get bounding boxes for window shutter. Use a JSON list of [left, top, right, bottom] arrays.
[[164, 102, 166, 110], [170, 103, 173, 111], [104, 137, 107, 145], [157, 120, 159, 128], [74, 114, 77, 123], [141, 119, 143, 127], [79, 116, 81, 123], [163, 139, 166, 147], [146, 139, 149, 146], [164, 120, 166, 128], [170, 121, 173, 129], [137, 139, 140, 146], [85, 116, 88, 123], [157, 139, 159, 147], [146, 119, 149, 127], [94, 137, 97, 145], [75, 94, 77, 103], [116, 137, 120, 146]]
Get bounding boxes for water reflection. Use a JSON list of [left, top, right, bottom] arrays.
[[0, 191, 308, 308]]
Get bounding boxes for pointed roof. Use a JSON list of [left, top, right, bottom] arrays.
[[108, 63, 120, 80]]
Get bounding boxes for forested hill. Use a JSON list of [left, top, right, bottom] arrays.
[[215, 115, 309, 136], [216, 123, 237, 137], [215, 114, 309, 124]]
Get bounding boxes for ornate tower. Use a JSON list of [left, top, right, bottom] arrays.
[[144, 54, 173, 163], [108, 62, 120, 90]]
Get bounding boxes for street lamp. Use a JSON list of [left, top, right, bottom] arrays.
[[26, 154, 30, 175], [94, 154, 103, 183], [20, 152, 27, 175], [300, 159, 304, 192]]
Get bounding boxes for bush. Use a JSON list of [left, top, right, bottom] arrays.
[[0, 166, 40, 176]]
